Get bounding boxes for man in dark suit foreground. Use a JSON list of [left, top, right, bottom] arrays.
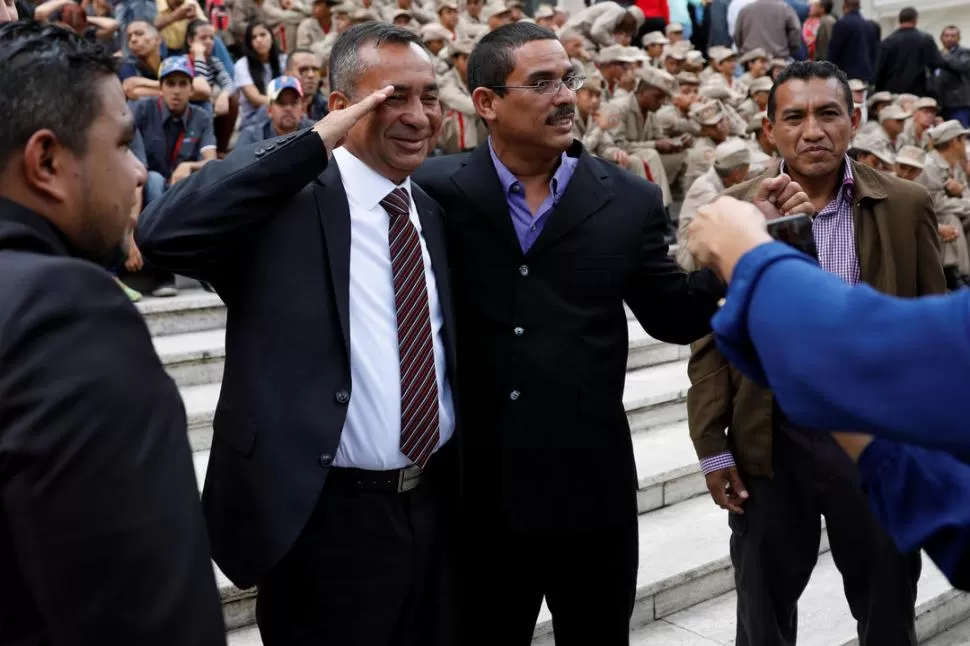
[[0, 21, 225, 646], [137, 22, 459, 646], [412, 22, 738, 646]]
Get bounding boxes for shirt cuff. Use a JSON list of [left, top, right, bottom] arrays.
[[700, 451, 736, 475]]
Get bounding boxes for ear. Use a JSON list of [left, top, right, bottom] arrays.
[[763, 116, 776, 148], [850, 104, 862, 135], [21, 129, 74, 204], [472, 86, 496, 123], [327, 90, 352, 111]]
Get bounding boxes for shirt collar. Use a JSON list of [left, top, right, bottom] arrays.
[[487, 137, 578, 202], [331, 146, 412, 211], [159, 100, 188, 124]]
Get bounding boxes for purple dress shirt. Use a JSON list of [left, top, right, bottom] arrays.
[[488, 138, 579, 253]]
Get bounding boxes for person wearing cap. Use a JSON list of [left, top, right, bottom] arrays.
[[736, 75, 771, 120], [563, 0, 644, 49], [682, 99, 735, 193], [868, 103, 909, 153], [608, 66, 686, 207], [307, 3, 349, 62], [698, 82, 748, 134], [734, 0, 801, 60], [436, 0, 459, 40], [894, 144, 925, 181], [898, 97, 939, 150], [687, 60, 942, 646], [677, 139, 752, 270], [641, 30, 667, 69], [735, 47, 768, 98], [504, 0, 524, 22], [382, 0, 433, 26], [707, 47, 740, 94], [534, 4, 555, 30], [847, 78, 867, 106], [745, 109, 777, 160], [481, 2, 512, 32], [458, 0, 485, 39], [420, 22, 452, 58], [438, 38, 482, 153], [661, 48, 684, 77], [684, 49, 705, 74], [559, 27, 596, 77], [768, 56, 787, 81], [236, 75, 313, 148], [921, 120, 970, 240], [573, 75, 651, 181], [130, 55, 216, 296], [296, 0, 335, 50], [857, 89, 893, 137], [656, 71, 702, 136], [596, 44, 636, 101], [848, 133, 896, 174], [665, 21, 685, 45]]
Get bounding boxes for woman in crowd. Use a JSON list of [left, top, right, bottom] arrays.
[[187, 19, 238, 156], [234, 20, 286, 129]]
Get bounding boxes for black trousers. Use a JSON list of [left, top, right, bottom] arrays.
[[255, 455, 457, 646], [731, 426, 921, 646], [460, 519, 639, 646]]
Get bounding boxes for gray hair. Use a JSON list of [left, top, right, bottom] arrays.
[[329, 22, 426, 97]]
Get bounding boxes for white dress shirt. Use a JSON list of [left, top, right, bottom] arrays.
[[330, 146, 455, 470]]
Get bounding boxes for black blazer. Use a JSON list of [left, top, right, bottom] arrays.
[[874, 25, 950, 96], [135, 130, 459, 589], [0, 199, 225, 645], [412, 142, 721, 533]]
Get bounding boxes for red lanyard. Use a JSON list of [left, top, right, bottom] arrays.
[[158, 97, 190, 167]]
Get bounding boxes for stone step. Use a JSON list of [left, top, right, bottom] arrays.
[[137, 290, 225, 337], [924, 615, 970, 646], [629, 551, 969, 646], [178, 358, 691, 453], [634, 421, 706, 514]]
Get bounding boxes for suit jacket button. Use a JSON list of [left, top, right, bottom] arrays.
[[319, 453, 333, 467], [265, 143, 277, 152], [513, 326, 524, 336], [509, 390, 521, 401], [254, 147, 265, 156], [518, 264, 529, 276], [335, 389, 350, 404]]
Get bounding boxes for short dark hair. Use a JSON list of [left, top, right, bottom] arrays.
[[943, 25, 960, 35], [767, 60, 853, 121], [842, 0, 860, 10], [329, 22, 425, 97], [899, 7, 917, 23], [0, 21, 118, 170], [819, 0, 833, 14], [184, 19, 209, 49], [468, 22, 558, 96]]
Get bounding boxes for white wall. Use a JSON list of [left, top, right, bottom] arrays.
[[861, 0, 970, 44]]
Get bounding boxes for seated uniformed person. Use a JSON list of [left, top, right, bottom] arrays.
[[707, 47, 742, 99], [560, 27, 595, 77], [768, 57, 786, 81], [436, 0, 459, 40], [534, 5, 556, 31], [656, 71, 701, 136], [595, 44, 636, 101], [735, 47, 768, 97], [572, 75, 648, 179], [641, 30, 667, 69], [920, 122, 970, 270], [681, 99, 734, 192], [898, 97, 939, 150], [236, 75, 313, 148], [866, 103, 909, 153], [662, 48, 684, 77], [737, 75, 772, 120], [746, 109, 776, 158], [129, 55, 216, 296], [438, 38, 482, 153], [677, 139, 752, 270], [699, 82, 747, 135], [848, 133, 896, 174]]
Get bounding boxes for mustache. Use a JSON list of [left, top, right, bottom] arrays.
[[545, 105, 575, 125]]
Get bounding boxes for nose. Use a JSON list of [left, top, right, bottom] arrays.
[[554, 81, 576, 106], [399, 95, 432, 131], [131, 154, 147, 187], [802, 113, 824, 140]]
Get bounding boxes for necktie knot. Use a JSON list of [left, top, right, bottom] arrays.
[[380, 187, 411, 220]]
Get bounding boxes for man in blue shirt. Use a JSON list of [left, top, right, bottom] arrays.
[[130, 55, 215, 295], [236, 76, 314, 148]]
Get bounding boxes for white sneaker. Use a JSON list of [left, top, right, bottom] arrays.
[[151, 285, 178, 297]]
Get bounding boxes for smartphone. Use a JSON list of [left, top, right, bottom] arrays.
[[766, 214, 818, 259]]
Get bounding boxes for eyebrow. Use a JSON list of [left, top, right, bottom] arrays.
[[390, 83, 440, 93], [781, 101, 845, 116]]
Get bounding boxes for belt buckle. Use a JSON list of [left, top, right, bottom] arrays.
[[397, 465, 423, 492]]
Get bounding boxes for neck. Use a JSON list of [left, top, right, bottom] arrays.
[[168, 103, 186, 117], [273, 122, 297, 136], [785, 161, 843, 211], [318, 15, 330, 28], [491, 138, 559, 183], [141, 50, 161, 69], [258, 51, 270, 63], [899, 22, 915, 29]]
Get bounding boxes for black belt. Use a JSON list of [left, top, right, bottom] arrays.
[[326, 464, 424, 494]]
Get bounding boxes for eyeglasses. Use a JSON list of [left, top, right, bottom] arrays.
[[490, 75, 585, 95]]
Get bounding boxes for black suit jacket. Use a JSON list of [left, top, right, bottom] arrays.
[[874, 25, 950, 96], [135, 130, 459, 589], [0, 199, 224, 645], [411, 142, 721, 534]]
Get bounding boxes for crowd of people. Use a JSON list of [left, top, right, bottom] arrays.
[[6, 0, 970, 645]]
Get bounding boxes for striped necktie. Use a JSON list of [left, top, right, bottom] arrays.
[[380, 187, 440, 469]]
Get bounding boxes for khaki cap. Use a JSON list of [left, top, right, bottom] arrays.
[[481, 3, 511, 20], [664, 48, 687, 62], [437, 0, 458, 11], [641, 31, 669, 47], [707, 45, 730, 60], [350, 8, 377, 21], [665, 21, 684, 34], [738, 47, 767, 65], [391, 8, 412, 20], [866, 91, 892, 108], [851, 135, 895, 165], [330, 2, 354, 13], [878, 104, 910, 122], [534, 4, 554, 19], [637, 67, 677, 95], [598, 44, 638, 64], [769, 58, 787, 69], [747, 110, 767, 133], [449, 38, 475, 56], [714, 138, 751, 170], [690, 99, 726, 126], [928, 119, 970, 145], [420, 23, 452, 41], [698, 82, 738, 102], [896, 145, 926, 169], [749, 76, 772, 95], [711, 48, 738, 64], [848, 79, 867, 92], [505, 0, 524, 8], [686, 50, 705, 66], [675, 71, 700, 86], [913, 97, 939, 112], [581, 75, 604, 93]]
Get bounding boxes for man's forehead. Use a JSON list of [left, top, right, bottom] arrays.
[[776, 77, 846, 107], [510, 40, 570, 76]]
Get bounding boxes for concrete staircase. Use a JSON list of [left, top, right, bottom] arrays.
[[137, 291, 970, 645]]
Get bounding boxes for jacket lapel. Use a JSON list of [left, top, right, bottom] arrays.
[[847, 160, 891, 289], [313, 160, 352, 356], [451, 142, 520, 253], [527, 147, 613, 257]]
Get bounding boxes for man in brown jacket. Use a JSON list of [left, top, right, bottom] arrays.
[[685, 61, 945, 646]]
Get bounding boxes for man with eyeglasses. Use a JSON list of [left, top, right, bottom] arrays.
[[412, 22, 727, 646]]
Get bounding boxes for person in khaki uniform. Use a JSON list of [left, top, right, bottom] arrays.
[[706, 48, 743, 98], [867, 103, 909, 153], [858, 90, 893, 137], [573, 75, 649, 179], [382, 0, 433, 25], [897, 143, 970, 286], [676, 140, 752, 270], [229, 0, 308, 52], [687, 62, 941, 646], [560, 28, 597, 78], [662, 48, 685, 78], [681, 99, 735, 192], [295, 0, 336, 50], [596, 44, 638, 101], [745, 109, 776, 158], [848, 133, 896, 173], [919, 122, 970, 283], [656, 71, 702, 136], [699, 83, 747, 135], [641, 30, 667, 69], [897, 97, 939, 150], [607, 66, 687, 204], [736, 75, 772, 120], [438, 39, 483, 153], [735, 47, 769, 98], [563, 1, 644, 48]]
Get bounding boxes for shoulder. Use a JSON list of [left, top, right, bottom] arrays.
[[412, 153, 468, 192], [858, 164, 930, 207]]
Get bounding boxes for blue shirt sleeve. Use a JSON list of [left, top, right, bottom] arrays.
[[197, 113, 216, 151], [712, 241, 970, 454], [118, 61, 140, 82], [859, 439, 970, 589]]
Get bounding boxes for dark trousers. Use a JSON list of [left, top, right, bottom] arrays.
[[255, 457, 457, 646], [731, 426, 921, 646], [460, 519, 639, 646]]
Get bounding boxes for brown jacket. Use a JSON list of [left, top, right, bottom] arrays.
[[686, 160, 946, 476]]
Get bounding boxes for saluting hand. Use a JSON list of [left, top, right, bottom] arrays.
[[313, 85, 395, 155]]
